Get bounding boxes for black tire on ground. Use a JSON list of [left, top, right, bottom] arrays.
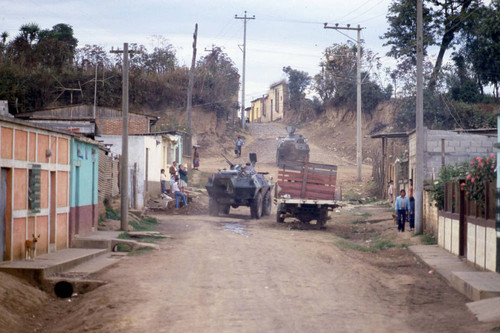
[[276, 212, 285, 223], [250, 192, 263, 219], [318, 208, 328, 227], [208, 197, 219, 216], [220, 205, 230, 215], [262, 191, 272, 216]]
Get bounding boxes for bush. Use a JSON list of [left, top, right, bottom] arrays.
[[461, 154, 496, 209], [430, 162, 468, 210]]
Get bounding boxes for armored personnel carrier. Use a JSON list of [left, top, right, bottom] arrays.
[[206, 153, 273, 219], [276, 126, 310, 167]]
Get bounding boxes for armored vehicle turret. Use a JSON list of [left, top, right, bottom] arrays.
[[276, 126, 310, 167]]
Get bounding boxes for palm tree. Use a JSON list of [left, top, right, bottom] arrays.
[[1, 31, 8, 44], [19, 23, 40, 45]]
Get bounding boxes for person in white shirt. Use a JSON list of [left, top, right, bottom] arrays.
[[160, 169, 167, 194], [171, 176, 187, 208]]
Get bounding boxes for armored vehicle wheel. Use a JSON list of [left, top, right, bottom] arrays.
[[208, 197, 219, 216], [250, 192, 263, 219], [220, 205, 230, 215], [276, 212, 284, 223], [262, 191, 272, 216]]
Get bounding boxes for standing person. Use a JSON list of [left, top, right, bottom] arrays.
[[160, 169, 167, 194], [171, 176, 187, 208], [395, 189, 410, 232], [388, 180, 394, 203], [235, 136, 244, 158], [169, 161, 178, 179], [409, 179, 414, 198], [193, 146, 200, 170], [408, 196, 415, 231], [179, 164, 188, 188]]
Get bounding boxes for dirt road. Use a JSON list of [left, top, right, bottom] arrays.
[[27, 123, 491, 332]]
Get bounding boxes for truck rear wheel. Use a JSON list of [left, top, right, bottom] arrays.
[[208, 198, 219, 216], [262, 191, 272, 216], [250, 192, 263, 219], [276, 212, 284, 223]]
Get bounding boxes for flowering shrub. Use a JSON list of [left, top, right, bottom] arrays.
[[461, 154, 496, 209]]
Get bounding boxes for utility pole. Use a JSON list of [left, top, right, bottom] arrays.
[[415, 0, 424, 234], [187, 24, 198, 132], [110, 43, 136, 231], [324, 23, 364, 181], [235, 11, 255, 129], [93, 64, 98, 120]]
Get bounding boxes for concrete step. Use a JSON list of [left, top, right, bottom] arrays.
[[467, 297, 500, 322], [451, 272, 500, 301], [0, 248, 107, 284], [64, 252, 125, 276]]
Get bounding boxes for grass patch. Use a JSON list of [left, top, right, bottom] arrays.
[[128, 247, 154, 256], [105, 207, 120, 220], [116, 243, 132, 252], [129, 216, 158, 231], [420, 233, 437, 245], [491, 326, 500, 332], [336, 239, 397, 252]]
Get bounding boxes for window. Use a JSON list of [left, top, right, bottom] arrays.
[[28, 164, 41, 213]]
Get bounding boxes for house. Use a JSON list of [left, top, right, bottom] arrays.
[[372, 127, 498, 272], [99, 132, 184, 209], [249, 81, 288, 123], [69, 137, 101, 246], [0, 115, 72, 261]]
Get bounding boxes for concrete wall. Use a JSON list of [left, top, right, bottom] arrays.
[[409, 129, 496, 181], [97, 150, 120, 215], [250, 98, 265, 123], [467, 223, 497, 271], [69, 139, 99, 243], [423, 190, 439, 235], [438, 215, 460, 256], [0, 120, 71, 261]]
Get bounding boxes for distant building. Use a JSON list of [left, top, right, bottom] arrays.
[[249, 80, 288, 123]]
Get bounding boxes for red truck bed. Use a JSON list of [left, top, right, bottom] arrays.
[[277, 161, 337, 200]]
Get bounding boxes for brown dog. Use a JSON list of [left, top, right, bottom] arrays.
[[25, 234, 40, 260]]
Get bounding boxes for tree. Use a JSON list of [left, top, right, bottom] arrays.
[[382, 0, 477, 92], [282, 66, 310, 113]]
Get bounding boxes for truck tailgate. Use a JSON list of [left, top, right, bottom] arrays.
[[277, 161, 336, 200]]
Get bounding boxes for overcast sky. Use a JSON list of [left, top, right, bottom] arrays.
[[2, 0, 401, 105]]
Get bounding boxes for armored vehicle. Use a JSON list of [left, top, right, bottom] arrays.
[[206, 153, 273, 219], [276, 126, 310, 167]]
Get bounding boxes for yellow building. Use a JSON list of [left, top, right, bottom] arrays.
[[249, 80, 288, 123]]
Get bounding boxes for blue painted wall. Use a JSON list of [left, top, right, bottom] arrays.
[[70, 139, 99, 207]]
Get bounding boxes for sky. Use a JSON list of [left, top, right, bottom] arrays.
[[1, 0, 401, 106]]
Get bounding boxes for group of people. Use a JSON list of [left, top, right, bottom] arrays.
[[389, 179, 415, 232], [160, 161, 188, 208]]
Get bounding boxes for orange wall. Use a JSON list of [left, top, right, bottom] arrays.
[[13, 168, 27, 210], [58, 138, 69, 164], [14, 130, 27, 161], [56, 213, 67, 250], [29, 132, 36, 162], [40, 170, 49, 209], [37, 134, 49, 163], [1, 126, 13, 159], [27, 216, 35, 238], [36, 216, 49, 255], [50, 137, 57, 164], [13, 218, 26, 261], [57, 171, 68, 207]]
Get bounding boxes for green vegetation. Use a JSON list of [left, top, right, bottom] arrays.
[[336, 239, 397, 252], [420, 233, 437, 245], [105, 206, 120, 220], [128, 216, 158, 231], [128, 247, 154, 256]]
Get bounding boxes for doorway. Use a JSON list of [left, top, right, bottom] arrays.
[[0, 168, 9, 261], [49, 171, 56, 251]]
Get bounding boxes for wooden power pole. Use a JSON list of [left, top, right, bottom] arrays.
[[187, 24, 198, 132], [415, 0, 424, 234], [324, 23, 364, 181], [235, 11, 255, 129], [110, 43, 136, 231]]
